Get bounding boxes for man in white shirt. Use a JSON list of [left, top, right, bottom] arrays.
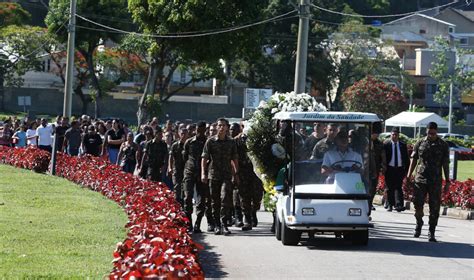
[[36, 118, 54, 153], [321, 130, 363, 184]]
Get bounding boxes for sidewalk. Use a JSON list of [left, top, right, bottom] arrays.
[[373, 195, 473, 220]]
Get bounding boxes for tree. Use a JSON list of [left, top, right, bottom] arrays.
[[323, 19, 411, 111], [47, 48, 94, 114], [429, 36, 474, 106], [0, 2, 30, 26], [230, 0, 398, 106], [46, 0, 130, 118], [0, 25, 45, 110], [342, 75, 406, 119], [128, 0, 268, 125]]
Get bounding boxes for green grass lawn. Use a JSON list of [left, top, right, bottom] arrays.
[[457, 160, 474, 181], [0, 165, 128, 279]]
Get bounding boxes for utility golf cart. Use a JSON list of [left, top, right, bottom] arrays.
[[273, 111, 381, 246]]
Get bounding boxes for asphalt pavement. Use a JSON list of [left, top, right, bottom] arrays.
[[192, 206, 474, 279]]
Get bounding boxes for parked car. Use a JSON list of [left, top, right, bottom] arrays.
[[445, 140, 472, 153], [438, 133, 469, 140]]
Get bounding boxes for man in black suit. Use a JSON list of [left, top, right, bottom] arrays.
[[384, 128, 409, 212]]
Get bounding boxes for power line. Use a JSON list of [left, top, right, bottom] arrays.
[[310, 0, 459, 18], [76, 15, 299, 36], [0, 18, 68, 62], [75, 10, 297, 38]]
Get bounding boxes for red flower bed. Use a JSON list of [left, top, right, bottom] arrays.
[[0, 146, 50, 173], [376, 173, 473, 210], [0, 147, 204, 279], [457, 151, 474, 161]]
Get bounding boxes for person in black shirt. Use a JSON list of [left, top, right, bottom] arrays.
[[63, 120, 81, 156], [117, 132, 139, 174], [106, 119, 125, 164], [55, 117, 70, 152], [82, 125, 103, 157]]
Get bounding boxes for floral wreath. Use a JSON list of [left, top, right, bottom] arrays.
[[246, 92, 327, 211]]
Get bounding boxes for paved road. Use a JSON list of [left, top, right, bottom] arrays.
[[193, 206, 473, 279]]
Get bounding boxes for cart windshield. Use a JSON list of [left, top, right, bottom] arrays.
[[289, 121, 371, 186]]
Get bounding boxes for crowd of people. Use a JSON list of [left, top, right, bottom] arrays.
[[0, 114, 264, 236]]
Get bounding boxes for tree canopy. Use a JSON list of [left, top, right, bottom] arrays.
[[46, 0, 130, 117], [0, 2, 30, 26], [127, 0, 269, 124], [429, 36, 474, 105], [0, 25, 46, 110]]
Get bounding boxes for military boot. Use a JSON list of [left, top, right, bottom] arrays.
[[222, 224, 231, 236], [187, 215, 193, 233], [270, 211, 276, 233], [414, 220, 423, 238], [214, 225, 223, 235], [252, 211, 258, 227], [242, 214, 253, 231], [428, 226, 437, 242], [234, 206, 244, 227], [206, 216, 215, 232], [193, 215, 203, 234]]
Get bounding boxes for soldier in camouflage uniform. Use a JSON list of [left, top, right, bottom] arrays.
[[250, 170, 264, 227], [140, 126, 168, 182], [230, 123, 253, 231], [182, 121, 212, 233], [368, 122, 386, 216], [310, 123, 338, 160], [201, 118, 239, 235], [408, 122, 450, 242], [168, 126, 188, 207]]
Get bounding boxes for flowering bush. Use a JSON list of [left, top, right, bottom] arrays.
[[342, 75, 406, 119], [0, 147, 204, 279], [0, 145, 50, 173], [247, 92, 327, 210], [376, 174, 473, 210]]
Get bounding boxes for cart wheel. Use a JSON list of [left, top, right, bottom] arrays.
[[343, 231, 353, 241], [352, 229, 369, 246], [275, 212, 282, 241], [281, 218, 301, 246]]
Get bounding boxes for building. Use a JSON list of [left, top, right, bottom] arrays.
[[381, 11, 474, 124], [435, 8, 474, 49]]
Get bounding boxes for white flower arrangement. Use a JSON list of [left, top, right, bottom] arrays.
[[269, 91, 327, 114], [247, 91, 327, 211]]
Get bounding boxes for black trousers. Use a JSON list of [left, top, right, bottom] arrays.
[[38, 145, 52, 153], [183, 174, 212, 223], [384, 166, 405, 208]]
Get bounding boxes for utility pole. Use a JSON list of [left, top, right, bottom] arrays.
[[402, 51, 412, 109], [63, 0, 77, 118], [448, 82, 453, 134], [293, 0, 310, 94], [52, 0, 76, 175]]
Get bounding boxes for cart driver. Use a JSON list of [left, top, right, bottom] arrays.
[[321, 130, 363, 184]]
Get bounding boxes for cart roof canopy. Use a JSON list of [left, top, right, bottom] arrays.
[[273, 112, 381, 123], [385, 112, 448, 128]]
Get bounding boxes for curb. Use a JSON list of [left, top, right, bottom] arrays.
[[373, 195, 473, 220]]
